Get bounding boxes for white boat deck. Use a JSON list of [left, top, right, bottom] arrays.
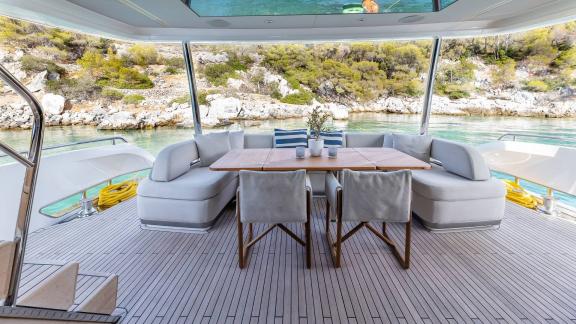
[[22, 198, 576, 323]]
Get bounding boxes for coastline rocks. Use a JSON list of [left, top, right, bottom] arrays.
[[195, 51, 229, 64], [27, 71, 47, 92], [41, 93, 66, 115]]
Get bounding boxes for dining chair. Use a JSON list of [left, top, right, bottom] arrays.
[[237, 170, 312, 269], [325, 169, 412, 269]]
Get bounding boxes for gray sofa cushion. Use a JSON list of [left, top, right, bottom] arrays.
[[138, 167, 238, 201], [195, 131, 231, 167], [150, 140, 199, 182], [229, 130, 245, 149], [383, 133, 393, 148], [412, 165, 505, 201], [244, 134, 274, 148], [431, 138, 491, 181], [392, 134, 432, 162], [345, 133, 384, 147]]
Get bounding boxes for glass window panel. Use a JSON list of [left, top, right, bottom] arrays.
[[186, 0, 455, 17]]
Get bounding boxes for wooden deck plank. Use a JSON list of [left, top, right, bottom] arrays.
[[19, 198, 576, 324]]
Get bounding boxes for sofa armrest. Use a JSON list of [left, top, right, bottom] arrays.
[[150, 140, 199, 182], [431, 139, 491, 181]]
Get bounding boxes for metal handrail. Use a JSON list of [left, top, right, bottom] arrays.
[[0, 136, 129, 159], [498, 133, 576, 144], [0, 64, 44, 307]]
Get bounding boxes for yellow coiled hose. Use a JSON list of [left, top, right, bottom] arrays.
[[98, 180, 138, 209], [503, 180, 542, 209]]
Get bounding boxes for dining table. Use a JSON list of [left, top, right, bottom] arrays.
[[210, 147, 431, 172]]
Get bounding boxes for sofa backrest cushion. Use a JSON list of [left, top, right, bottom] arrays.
[[195, 131, 231, 167], [229, 130, 245, 149], [274, 128, 308, 148], [431, 138, 491, 181], [312, 130, 344, 147], [345, 133, 384, 147], [150, 139, 199, 182], [392, 134, 432, 163], [383, 133, 393, 148], [244, 134, 274, 148]]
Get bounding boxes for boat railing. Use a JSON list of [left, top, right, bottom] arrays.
[[498, 133, 576, 144], [0, 64, 44, 306], [0, 136, 129, 159]]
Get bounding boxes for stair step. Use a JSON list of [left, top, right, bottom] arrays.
[[18, 261, 119, 316], [0, 241, 15, 301], [18, 262, 79, 310]]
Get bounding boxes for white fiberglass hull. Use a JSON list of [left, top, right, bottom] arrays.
[[477, 141, 576, 196], [0, 144, 154, 241]]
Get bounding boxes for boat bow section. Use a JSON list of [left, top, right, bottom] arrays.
[[0, 144, 154, 241], [477, 141, 576, 196]]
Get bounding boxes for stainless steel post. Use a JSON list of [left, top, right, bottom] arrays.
[[420, 37, 442, 135], [0, 64, 45, 306], [182, 42, 203, 135]]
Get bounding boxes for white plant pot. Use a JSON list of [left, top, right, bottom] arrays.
[[308, 139, 324, 157]]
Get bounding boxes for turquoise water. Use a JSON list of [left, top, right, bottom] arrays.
[[186, 0, 456, 16], [1, 113, 575, 209]]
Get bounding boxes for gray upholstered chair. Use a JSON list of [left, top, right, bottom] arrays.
[[236, 170, 312, 269], [325, 169, 412, 269]]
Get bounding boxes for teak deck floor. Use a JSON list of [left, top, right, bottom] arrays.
[[23, 198, 576, 324]]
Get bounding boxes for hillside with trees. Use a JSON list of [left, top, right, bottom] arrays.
[[0, 17, 575, 130]]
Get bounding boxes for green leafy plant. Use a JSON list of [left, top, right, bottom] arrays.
[[204, 63, 237, 86], [101, 88, 124, 100], [280, 91, 314, 105], [524, 80, 550, 92], [123, 94, 145, 104], [20, 55, 66, 75], [127, 44, 159, 66], [306, 107, 330, 140]]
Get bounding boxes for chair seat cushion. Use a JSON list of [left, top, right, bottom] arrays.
[[412, 165, 505, 201], [138, 167, 238, 201]]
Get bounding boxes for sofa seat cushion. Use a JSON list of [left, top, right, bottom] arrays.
[[138, 167, 238, 201], [412, 165, 505, 201]]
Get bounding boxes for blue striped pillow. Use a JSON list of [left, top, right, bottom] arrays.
[[274, 128, 308, 148], [311, 130, 344, 148]]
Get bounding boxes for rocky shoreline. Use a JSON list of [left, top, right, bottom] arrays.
[[1, 89, 575, 130]]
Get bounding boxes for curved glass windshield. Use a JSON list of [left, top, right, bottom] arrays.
[[185, 0, 457, 17]]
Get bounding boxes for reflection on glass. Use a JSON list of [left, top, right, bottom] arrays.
[[186, 0, 456, 17]]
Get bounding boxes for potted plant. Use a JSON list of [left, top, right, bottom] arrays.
[[306, 107, 330, 157]]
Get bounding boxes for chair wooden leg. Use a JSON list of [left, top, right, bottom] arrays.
[[325, 200, 330, 232], [382, 222, 387, 235], [305, 192, 312, 269], [404, 218, 412, 269], [334, 215, 343, 268], [248, 223, 253, 241], [236, 196, 244, 269]]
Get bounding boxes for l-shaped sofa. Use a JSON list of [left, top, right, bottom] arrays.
[[137, 132, 506, 232]]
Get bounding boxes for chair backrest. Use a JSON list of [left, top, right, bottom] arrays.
[[239, 170, 307, 224], [150, 140, 199, 182], [340, 169, 412, 223], [431, 139, 491, 181]]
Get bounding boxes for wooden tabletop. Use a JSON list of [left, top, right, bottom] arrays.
[[210, 148, 431, 172]]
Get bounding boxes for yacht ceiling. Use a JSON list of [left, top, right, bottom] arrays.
[[0, 0, 574, 42]]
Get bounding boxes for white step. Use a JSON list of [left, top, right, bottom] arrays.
[[18, 262, 79, 310]]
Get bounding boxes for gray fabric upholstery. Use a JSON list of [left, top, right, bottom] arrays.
[[239, 170, 308, 224], [150, 140, 198, 182], [138, 167, 238, 201], [382, 133, 393, 148], [229, 130, 245, 149], [340, 169, 412, 222], [431, 139, 491, 181], [345, 133, 384, 147], [412, 165, 505, 201], [412, 191, 505, 230], [392, 134, 432, 162], [244, 134, 274, 148], [138, 177, 238, 229], [325, 172, 341, 216], [195, 131, 231, 167]]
